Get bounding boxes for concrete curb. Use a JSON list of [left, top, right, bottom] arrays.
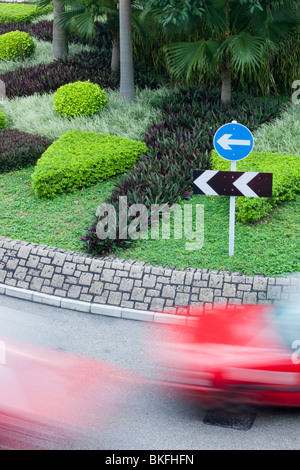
[[0, 237, 299, 320], [0, 282, 190, 326]]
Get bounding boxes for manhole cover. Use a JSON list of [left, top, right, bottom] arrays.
[[203, 408, 256, 430]]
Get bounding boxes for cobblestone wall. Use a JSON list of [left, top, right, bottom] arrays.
[[0, 237, 299, 317]]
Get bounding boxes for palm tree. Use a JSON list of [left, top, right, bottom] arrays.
[[52, 0, 69, 58], [119, 0, 135, 99], [37, 0, 69, 58], [56, 0, 121, 71], [56, 0, 141, 98], [146, 0, 300, 104]]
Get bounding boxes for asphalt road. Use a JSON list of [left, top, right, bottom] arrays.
[[0, 293, 300, 451]]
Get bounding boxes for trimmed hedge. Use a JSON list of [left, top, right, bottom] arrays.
[[0, 3, 52, 24], [0, 109, 6, 129], [211, 149, 300, 223], [0, 30, 35, 61], [53, 81, 108, 118], [0, 129, 52, 173], [31, 130, 147, 199]]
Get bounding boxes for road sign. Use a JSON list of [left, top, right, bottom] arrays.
[[193, 170, 273, 198], [193, 120, 272, 257], [214, 122, 254, 161]]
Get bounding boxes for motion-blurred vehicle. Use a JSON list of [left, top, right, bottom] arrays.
[[0, 336, 131, 449], [155, 299, 300, 408]]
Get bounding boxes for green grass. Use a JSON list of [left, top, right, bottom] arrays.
[[0, 166, 117, 251], [0, 87, 167, 141], [115, 194, 299, 277]]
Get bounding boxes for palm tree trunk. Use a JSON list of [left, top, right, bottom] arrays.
[[119, 0, 136, 100], [111, 35, 120, 72], [221, 62, 232, 104], [52, 0, 68, 59]]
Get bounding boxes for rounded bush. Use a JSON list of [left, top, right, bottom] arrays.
[[0, 110, 6, 130], [53, 80, 109, 118], [0, 30, 36, 61]]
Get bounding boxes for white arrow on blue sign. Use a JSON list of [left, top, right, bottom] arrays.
[[213, 122, 254, 161]]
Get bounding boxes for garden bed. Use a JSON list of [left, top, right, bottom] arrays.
[[0, 6, 299, 278]]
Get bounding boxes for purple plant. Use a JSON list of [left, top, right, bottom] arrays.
[[0, 129, 52, 172]]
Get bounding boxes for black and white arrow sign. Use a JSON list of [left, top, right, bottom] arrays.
[[193, 170, 273, 197]]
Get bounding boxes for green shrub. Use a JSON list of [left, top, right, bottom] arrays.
[[53, 81, 109, 118], [31, 130, 147, 198], [0, 109, 6, 129], [0, 30, 35, 61], [0, 3, 52, 24], [211, 150, 300, 223]]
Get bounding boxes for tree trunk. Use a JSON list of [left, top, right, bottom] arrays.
[[119, 0, 136, 100], [52, 0, 68, 59], [221, 62, 232, 104], [111, 35, 120, 72]]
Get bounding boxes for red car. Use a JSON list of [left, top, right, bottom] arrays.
[[155, 300, 300, 408], [0, 336, 131, 450]]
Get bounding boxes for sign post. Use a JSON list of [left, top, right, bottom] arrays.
[[193, 121, 272, 257], [229, 160, 236, 256]]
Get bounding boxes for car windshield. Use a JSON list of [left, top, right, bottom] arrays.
[[273, 296, 300, 351]]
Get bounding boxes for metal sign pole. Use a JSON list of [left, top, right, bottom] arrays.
[[229, 160, 236, 256]]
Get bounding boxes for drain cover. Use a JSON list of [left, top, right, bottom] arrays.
[[203, 408, 256, 430]]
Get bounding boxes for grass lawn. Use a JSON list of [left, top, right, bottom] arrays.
[[0, 166, 117, 250], [116, 194, 300, 277]]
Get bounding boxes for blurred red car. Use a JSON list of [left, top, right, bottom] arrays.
[[0, 336, 131, 450], [155, 300, 300, 408]]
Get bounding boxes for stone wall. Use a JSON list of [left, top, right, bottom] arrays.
[[0, 237, 299, 319]]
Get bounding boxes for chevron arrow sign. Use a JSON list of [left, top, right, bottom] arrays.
[[193, 170, 273, 197]]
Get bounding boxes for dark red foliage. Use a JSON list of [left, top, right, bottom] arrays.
[[0, 129, 53, 172]]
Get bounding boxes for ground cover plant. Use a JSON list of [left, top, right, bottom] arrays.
[[0, 87, 166, 141], [0, 49, 118, 98], [0, 39, 94, 75], [0, 129, 52, 172]]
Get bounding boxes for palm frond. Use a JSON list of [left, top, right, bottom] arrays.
[[64, 10, 96, 38], [164, 39, 221, 83], [218, 32, 267, 73]]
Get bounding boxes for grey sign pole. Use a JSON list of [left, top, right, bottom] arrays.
[[229, 160, 236, 257]]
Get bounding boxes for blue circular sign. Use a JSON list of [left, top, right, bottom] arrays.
[[213, 122, 254, 161]]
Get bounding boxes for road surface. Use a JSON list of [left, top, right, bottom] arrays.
[[0, 293, 300, 450]]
